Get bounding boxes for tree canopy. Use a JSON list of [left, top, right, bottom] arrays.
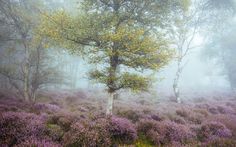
[[39, 0, 188, 94]]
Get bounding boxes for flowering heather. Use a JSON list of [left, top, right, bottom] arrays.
[[15, 137, 62, 147], [47, 112, 79, 131], [34, 103, 61, 113], [0, 112, 48, 145], [0, 98, 31, 112], [176, 108, 205, 124], [216, 106, 235, 114], [137, 119, 195, 145], [207, 114, 236, 139], [116, 109, 141, 122], [109, 116, 138, 144], [63, 119, 111, 147], [201, 138, 236, 147], [197, 121, 232, 142]]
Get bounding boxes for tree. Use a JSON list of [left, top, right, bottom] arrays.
[[204, 26, 236, 91], [170, 0, 235, 103], [0, 0, 63, 102], [39, 0, 186, 115], [202, 0, 236, 91]]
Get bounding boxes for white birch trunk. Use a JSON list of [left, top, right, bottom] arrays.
[[173, 60, 181, 104], [106, 93, 114, 116]]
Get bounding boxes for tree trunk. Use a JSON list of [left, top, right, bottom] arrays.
[[106, 92, 115, 116], [32, 90, 36, 103], [23, 40, 30, 102], [173, 60, 182, 104], [23, 61, 30, 101]]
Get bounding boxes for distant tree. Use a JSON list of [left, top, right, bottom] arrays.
[[39, 0, 186, 115], [170, 0, 235, 103], [202, 0, 236, 91], [0, 0, 63, 102], [204, 26, 236, 91]]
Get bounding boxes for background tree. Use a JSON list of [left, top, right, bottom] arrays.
[[202, 0, 236, 91], [0, 0, 63, 102], [170, 0, 235, 103], [39, 0, 187, 115], [204, 25, 236, 91]]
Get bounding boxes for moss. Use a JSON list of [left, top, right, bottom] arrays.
[[135, 134, 154, 147]]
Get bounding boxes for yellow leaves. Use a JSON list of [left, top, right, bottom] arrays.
[[120, 73, 150, 92], [181, 0, 191, 12]]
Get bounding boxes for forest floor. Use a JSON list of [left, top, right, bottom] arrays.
[[0, 89, 236, 147]]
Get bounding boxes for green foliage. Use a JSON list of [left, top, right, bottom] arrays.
[[38, 0, 187, 94]]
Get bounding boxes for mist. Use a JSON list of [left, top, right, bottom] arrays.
[[0, 0, 236, 146]]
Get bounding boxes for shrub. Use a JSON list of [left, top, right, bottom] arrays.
[[176, 109, 204, 124], [47, 112, 78, 131], [176, 109, 189, 118], [150, 114, 163, 121], [188, 113, 204, 124], [193, 109, 209, 117], [171, 115, 186, 124], [208, 107, 219, 114], [0, 112, 48, 146], [47, 124, 64, 142], [137, 119, 195, 145], [207, 114, 236, 139], [109, 116, 137, 144], [137, 119, 157, 135], [63, 119, 111, 147], [197, 121, 232, 142], [116, 109, 141, 122], [217, 106, 235, 114], [202, 138, 236, 147], [33, 103, 60, 114], [15, 137, 62, 147]]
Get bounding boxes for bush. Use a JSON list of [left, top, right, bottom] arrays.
[[208, 107, 219, 114], [33, 103, 60, 114], [150, 114, 163, 121], [197, 121, 232, 142], [47, 112, 78, 131], [109, 116, 137, 144], [0, 112, 48, 146], [116, 109, 141, 122], [176, 109, 204, 124], [176, 109, 189, 118], [63, 119, 111, 147], [15, 137, 62, 147], [207, 114, 236, 139], [137, 119, 194, 145], [171, 116, 186, 124], [202, 138, 236, 147], [217, 106, 235, 114], [193, 109, 209, 117], [47, 124, 64, 142]]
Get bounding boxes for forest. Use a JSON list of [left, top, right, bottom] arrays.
[[0, 0, 236, 146]]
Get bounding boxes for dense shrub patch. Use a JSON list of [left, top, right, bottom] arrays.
[[197, 121, 232, 142], [109, 116, 137, 144], [137, 119, 195, 145], [0, 112, 48, 145], [15, 137, 62, 147], [63, 119, 111, 147], [0, 95, 236, 147]]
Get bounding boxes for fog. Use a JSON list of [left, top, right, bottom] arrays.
[[1, 0, 236, 146]]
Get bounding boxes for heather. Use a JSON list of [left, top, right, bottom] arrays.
[[0, 91, 236, 147]]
